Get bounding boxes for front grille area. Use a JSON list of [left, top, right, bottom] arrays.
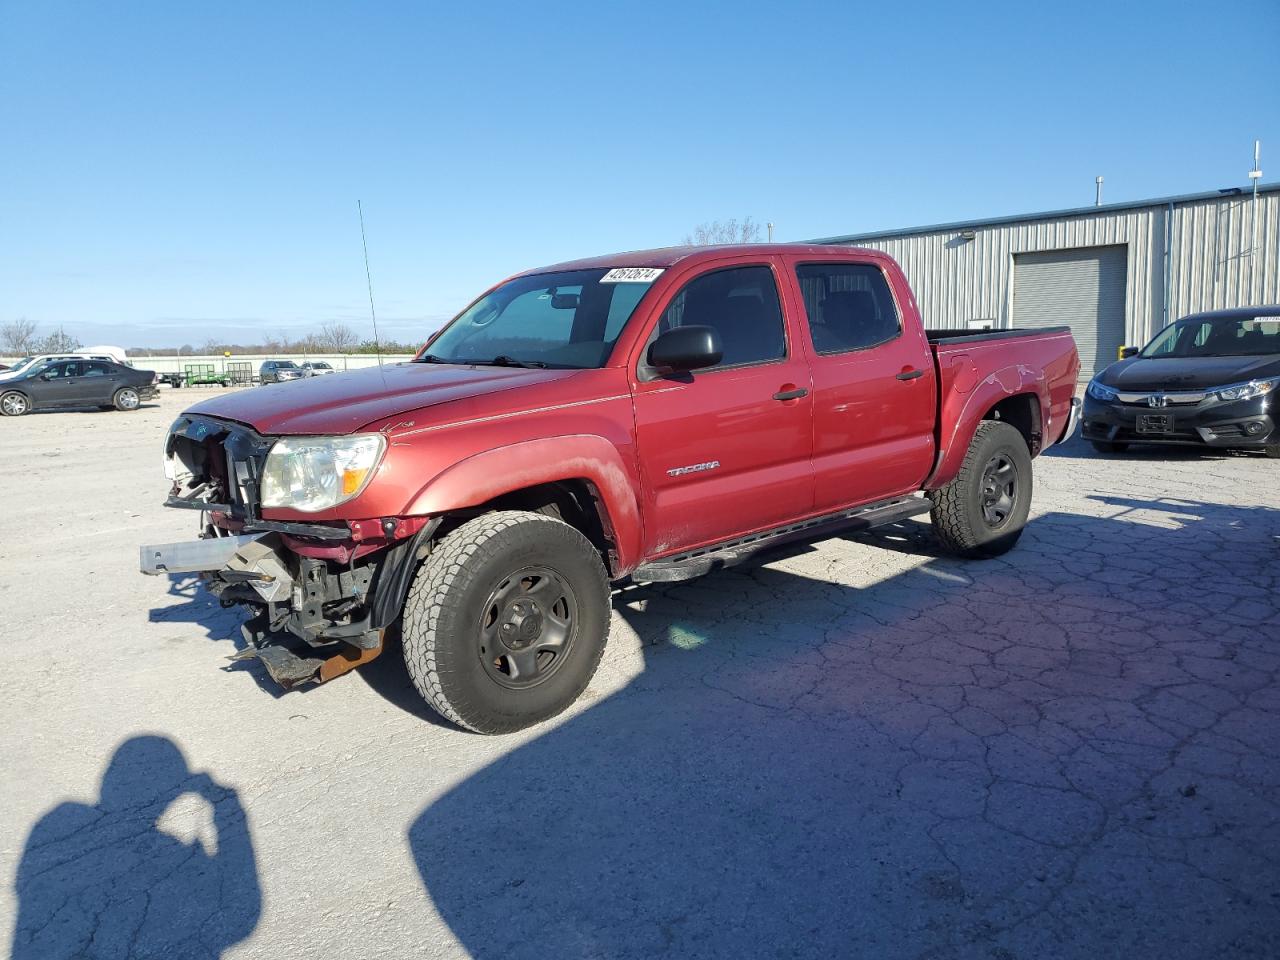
[[166, 416, 273, 519]]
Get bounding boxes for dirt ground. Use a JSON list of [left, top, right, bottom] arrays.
[[2, 387, 1278, 959]]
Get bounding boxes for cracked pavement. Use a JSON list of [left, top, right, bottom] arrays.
[[2, 389, 1278, 958]]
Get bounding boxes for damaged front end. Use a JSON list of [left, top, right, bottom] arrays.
[[141, 415, 435, 690]]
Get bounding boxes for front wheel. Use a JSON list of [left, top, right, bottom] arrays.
[[402, 510, 611, 734], [1, 391, 30, 416], [112, 387, 140, 411], [931, 420, 1032, 559]]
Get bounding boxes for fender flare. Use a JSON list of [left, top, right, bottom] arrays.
[[927, 365, 1047, 490], [405, 434, 643, 575]]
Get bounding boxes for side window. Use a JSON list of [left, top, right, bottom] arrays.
[[45, 361, 80, 378], [83, 362, 109, 377], [655, 265, 786, 369], [795, 263, 901, 354]]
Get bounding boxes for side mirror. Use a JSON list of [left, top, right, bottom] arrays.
[[1119, 346, 1139, 359], [648, 325, 723, 373]]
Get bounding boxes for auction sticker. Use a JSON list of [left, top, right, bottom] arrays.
[[601, 267, 664, 283]]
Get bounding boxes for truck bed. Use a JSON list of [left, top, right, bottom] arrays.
[[924, 325, 1071, 346]]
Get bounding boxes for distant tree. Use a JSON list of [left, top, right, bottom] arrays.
[[683, 217, 762, 246], [1, 318, 38, 354], [319, 322, 358, 353], [33, 327, 81, 353], [178, 344, 194, 356], [202, 337, 223, 355]]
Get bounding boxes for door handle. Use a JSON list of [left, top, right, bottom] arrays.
[[895, 368, 925, 381], [773, 388, 808, 401]]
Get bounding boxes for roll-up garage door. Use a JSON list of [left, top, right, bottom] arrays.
[[1012, 245, 1127, 378]]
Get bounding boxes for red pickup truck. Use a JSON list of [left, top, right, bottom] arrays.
[[141, 244, 1079, 732]]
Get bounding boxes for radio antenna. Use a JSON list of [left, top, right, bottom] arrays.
[[357, 200, 383, 366]]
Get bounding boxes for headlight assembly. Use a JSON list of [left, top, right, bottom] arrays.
[[260, 434, 386, 512], [1215, 378, 1280, 402], [1087, 379, 1119, 401]]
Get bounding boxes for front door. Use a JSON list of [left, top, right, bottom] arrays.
[[630, 261, 815, 557], [28, 360, 82, 407]]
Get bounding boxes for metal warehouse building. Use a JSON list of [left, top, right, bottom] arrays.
[[815, 183, 1280, 376]]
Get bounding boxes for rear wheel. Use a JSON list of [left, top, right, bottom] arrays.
[[931, 420, 1032, 559], [1091, 440, 1129, 454], [0, 391, 30, 417], [113, 387, 140, 411], [402, 510, 611, 734]]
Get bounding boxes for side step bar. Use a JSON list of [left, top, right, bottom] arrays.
[[631, 494, 933, 583]]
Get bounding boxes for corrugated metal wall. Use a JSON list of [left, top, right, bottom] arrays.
[[839, 190, 1280, 349]]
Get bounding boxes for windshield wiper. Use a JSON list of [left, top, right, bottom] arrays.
[[413, 354, 452, 364], [470, 355, 547, 369]]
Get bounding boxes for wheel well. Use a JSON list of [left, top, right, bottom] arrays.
[[473, 480, 618, 574], [983, 394, 1041, 455]]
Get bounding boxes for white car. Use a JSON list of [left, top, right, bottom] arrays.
[[300, 361, 337, 376]]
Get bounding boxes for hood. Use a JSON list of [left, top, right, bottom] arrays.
[[185, 362, 579, 435], [1097, 355, 1280, 391]]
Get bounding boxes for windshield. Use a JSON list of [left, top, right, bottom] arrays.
[[422, 267, 658, 369], [277, 361, 299, 369], [1141, 315, 1280, 358], [6, 357, 36, 373]]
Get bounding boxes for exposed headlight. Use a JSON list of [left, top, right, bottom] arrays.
[[1087, 379, 1119, 401], [260, 434, 386, 512], [1215, 378, 1279, 402]]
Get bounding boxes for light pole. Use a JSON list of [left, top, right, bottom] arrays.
[[1095, 176, 1104, 207]]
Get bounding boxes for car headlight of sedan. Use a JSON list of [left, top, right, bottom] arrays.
[[260, 434, 386, 512], [1215, 377, 1280, 402], [1087, 379, 1119, 401]]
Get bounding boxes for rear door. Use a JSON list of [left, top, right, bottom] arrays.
[[79, 360, 121, 404], [630, 259, 815, 556], [782, 256, 936, 511]]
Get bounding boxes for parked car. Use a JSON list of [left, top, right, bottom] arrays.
[[259, 360, 304, 383], [141, 244, 1079, 733], [300, 361, 336, 376], [1083, 305, 1280, 457], [0, 358, 158, 416], [0, 350, 127, 383], [0, 362, 9, 372]]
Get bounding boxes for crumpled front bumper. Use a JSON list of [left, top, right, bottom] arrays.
[[140, 518, 438, 690], [139, 532, 384, 689]]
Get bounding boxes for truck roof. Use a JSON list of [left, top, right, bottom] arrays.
[[525, 243, 882, 276]]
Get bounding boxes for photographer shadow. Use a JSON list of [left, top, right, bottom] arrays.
[[11, 735, 261, 960]]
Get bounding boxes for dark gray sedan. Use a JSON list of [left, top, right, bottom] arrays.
[[1082, 306, 1280, 456], [0, 359, 159, 416]]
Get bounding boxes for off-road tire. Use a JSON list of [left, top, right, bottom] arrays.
[[112, 387, 141, 411], [1, 391, 30, 416], [931, 420, 1032, 559], [1264, 443, 1280, 460], [402, 510, 611, 734], [1091, 440, 1129, 454]]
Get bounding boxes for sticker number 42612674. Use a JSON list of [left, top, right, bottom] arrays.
[[600, 267, 664, 283]]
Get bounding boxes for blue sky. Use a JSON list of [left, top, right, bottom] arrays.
[[2, 0, 1277, 349]]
